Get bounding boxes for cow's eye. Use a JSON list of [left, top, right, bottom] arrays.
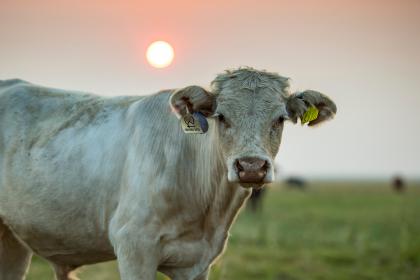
[[217, 113, 231, 128], [217, 114, 226, 123]]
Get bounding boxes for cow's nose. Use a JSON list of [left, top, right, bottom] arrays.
[[235, 157, 268, 183]]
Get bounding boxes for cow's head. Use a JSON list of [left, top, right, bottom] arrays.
[[170, 68, 336, 188]]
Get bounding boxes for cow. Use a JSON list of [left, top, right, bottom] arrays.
[[391, 176, 405, 193], [248, 187, 267, 213], [284, 176, 307, 190], [0, 67, 336, 280]]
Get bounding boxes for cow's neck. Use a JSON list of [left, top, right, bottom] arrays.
[[178, 121, 226, 210]]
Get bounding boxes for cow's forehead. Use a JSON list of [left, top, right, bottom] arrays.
[[215, 87, 287, 119], [216, 87, 285, 107], [211, 68, 290, 118]]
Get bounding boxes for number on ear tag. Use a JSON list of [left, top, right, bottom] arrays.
[[301, 106, 319, 124], [181, 112, 209, 134]]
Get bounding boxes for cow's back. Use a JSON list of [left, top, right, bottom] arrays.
[[0, 80, 139, 148]]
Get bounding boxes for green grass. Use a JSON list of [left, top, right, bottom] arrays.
[[26, 182, 420, 280]]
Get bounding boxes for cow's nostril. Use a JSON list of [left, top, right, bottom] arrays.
[[235, 159, 244, 172], [262, 160, 268, 171]]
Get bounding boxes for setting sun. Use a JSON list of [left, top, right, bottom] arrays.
[[146, 41, 174, 68]]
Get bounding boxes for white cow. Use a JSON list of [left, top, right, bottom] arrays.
[[0, 68, 336, 280]]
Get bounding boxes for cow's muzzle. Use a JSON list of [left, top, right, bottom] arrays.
[[235, 157, 269, 186]]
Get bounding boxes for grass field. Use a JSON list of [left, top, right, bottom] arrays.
[[26, 182, 420, 280]]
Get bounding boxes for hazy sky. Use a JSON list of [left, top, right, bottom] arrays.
[[1, 0, 419, 179]]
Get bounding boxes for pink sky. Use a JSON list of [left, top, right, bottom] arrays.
[[1, 0, 419, 179]]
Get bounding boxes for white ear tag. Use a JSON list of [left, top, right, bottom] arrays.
[[181, 112, 209, 134]]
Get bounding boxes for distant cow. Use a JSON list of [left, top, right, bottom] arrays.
[[248, 187, 267, 212], [284, 176, 307, 190], [392, 176, 405, 193], [0, 68, 336, 280]]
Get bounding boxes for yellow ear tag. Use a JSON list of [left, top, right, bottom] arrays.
[[301, 106, 319, 124]]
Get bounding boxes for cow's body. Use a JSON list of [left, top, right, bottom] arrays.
[[0, 79, 249, 280], [0, 69, 336, 280]]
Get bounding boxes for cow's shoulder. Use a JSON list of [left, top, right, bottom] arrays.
[[0, 79, 31, 99], [0, 78, 28, 86]]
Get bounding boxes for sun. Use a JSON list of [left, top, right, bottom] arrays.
[[146, 41, 174, 68]]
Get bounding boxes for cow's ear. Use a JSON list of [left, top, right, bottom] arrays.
[[286, 90, 337, 126], [170, 86, 216, 118]]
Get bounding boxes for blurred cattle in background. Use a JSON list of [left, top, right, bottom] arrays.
[[284, 176, 307, 190], [391, 176, 405, 193], [248, 187, 266, 213]]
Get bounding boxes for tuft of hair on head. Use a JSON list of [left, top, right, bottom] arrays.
[[210, 67, 290, 97]]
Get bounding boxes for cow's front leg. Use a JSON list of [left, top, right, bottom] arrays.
[[112, 226, 160, 280], [193, 268, 209, 280], [169, 267, 209, 280]]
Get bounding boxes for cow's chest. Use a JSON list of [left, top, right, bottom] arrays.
[[158, 223, 229, 279], [151, 186, 250, 279]]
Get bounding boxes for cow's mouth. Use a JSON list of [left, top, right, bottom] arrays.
[[237, 169, 267, 183]]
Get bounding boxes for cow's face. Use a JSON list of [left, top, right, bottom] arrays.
[[212, 86, 285, 188], [170, 68, 336, 188]]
